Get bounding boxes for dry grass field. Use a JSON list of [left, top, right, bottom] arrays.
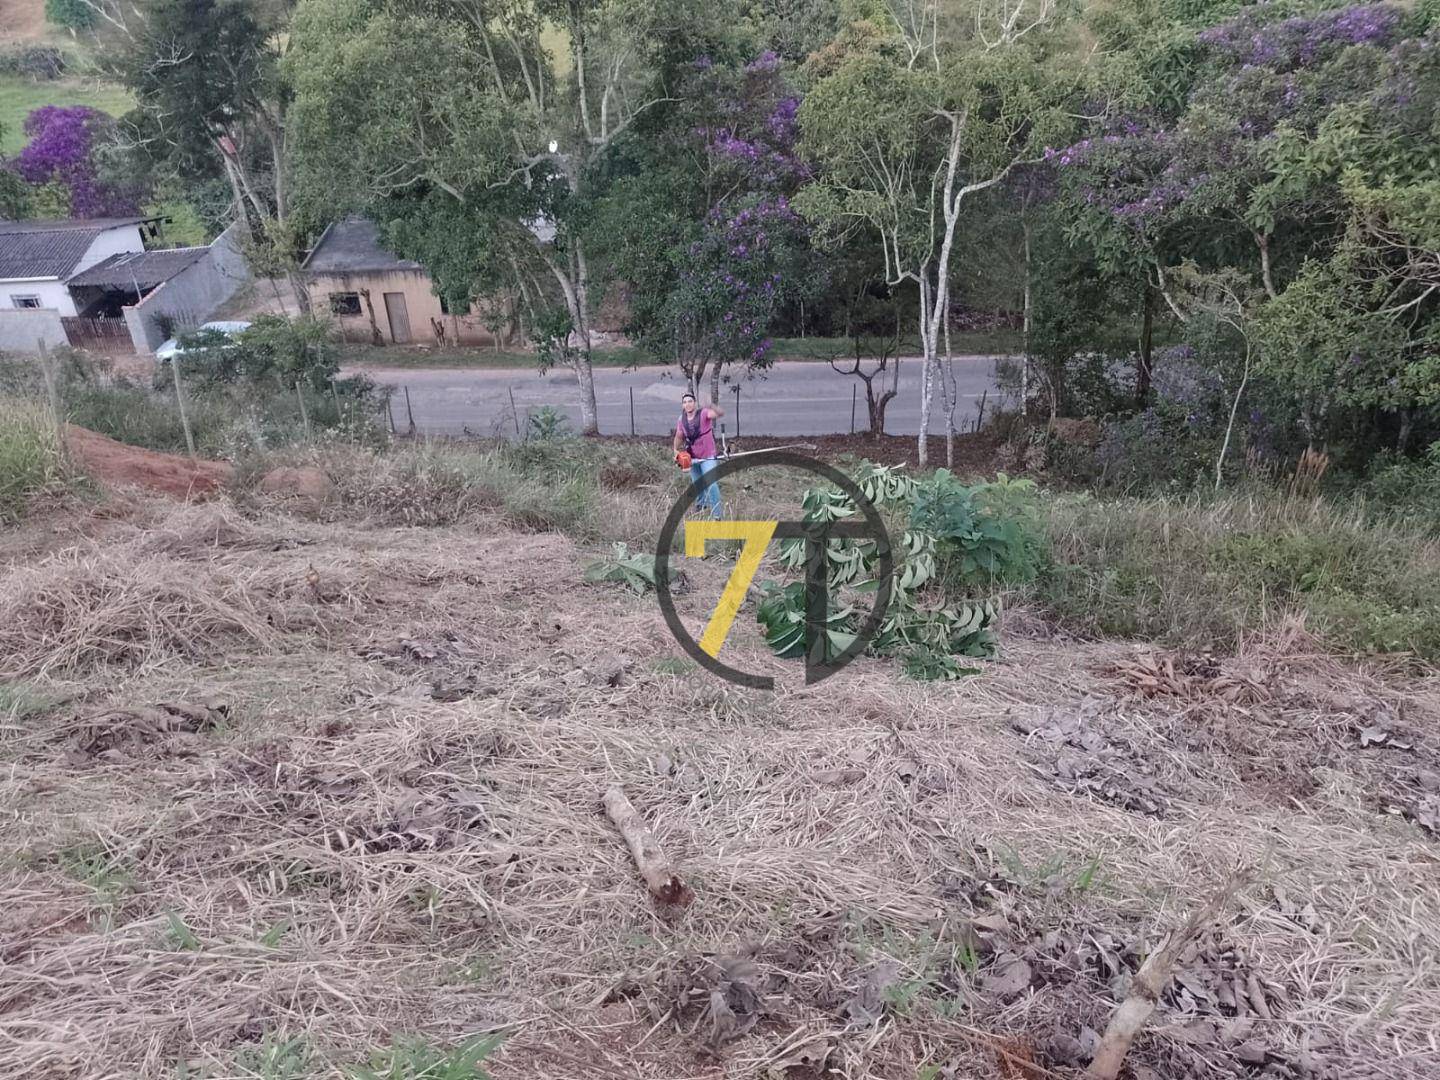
[[1, 457, 1438, 1079]]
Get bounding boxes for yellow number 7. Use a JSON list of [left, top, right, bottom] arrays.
[[685, 520, 778, 658]]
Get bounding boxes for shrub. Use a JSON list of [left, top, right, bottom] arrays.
[[910, 470, 1046, 589], [757, 462, 1037, 678], [169, 315, 340, 393], [1031, 490, 1440, 661], [0, 45, 67, 79], [44, 0, 93, 30], [1362, 443, 1440, 532], [1087, 406, 1226, 492], [0, 398, 67, 522]]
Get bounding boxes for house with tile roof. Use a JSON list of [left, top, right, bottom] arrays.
[[0, 216, 157, 316], [0, 217, 251, 355]]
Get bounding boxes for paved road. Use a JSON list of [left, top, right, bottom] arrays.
[[350, 357, 1007, 437]]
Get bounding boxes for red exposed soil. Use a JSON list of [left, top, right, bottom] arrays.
[[65, 426, 234, 500]]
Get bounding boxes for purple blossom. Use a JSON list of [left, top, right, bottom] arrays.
[[11, 105, 138, 218], [1199, 4, 1402, 68], [745, 50, 780, 74]]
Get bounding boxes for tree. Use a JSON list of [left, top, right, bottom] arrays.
[[1035, 0, 1439, 465], [107, 0, 292, 240], [0, 121, 32, 219], [12, 106, 139, 218], [591, 44, 821, 396], [289, 0, 727, 434], [797, 0, 1076, 464], [45, 0, 96, 31]]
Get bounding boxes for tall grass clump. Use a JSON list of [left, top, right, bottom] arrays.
[[301, 437, 679, 540], [0, 397, 67, 522], [1034, 489, 1440, 661]]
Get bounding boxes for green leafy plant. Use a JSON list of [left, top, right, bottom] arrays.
[[755, 581, 857, 661], [526, 405, 571, 441], [234, 1034, 312, 1080], [875, 596, 998, 659], [44, 0, 93, 31], [583, 542, 658, 594], [163, 911, 201, 951], [58, 842, 134, 910], [756, 462, 1021, 679], [853, 461, 918, 507], [911, 471, 1044, 587], [346, 1034, 502, 1080], [900, 646, 983, 682]]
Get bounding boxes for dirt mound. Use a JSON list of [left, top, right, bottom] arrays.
[[257, 465, 335, 504], [65, 426, 234, 500]]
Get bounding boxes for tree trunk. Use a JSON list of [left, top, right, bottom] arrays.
[[267, 124, 287, 223], [917, 118, 966, 467], [572, 240, 599, 434], [1021, 217, 1032, 418], [1216, 340, 1251, 491], [544, 241, 600, 434], [872, 362, 898, 439], [709, 358, 721, 407], [220, 156, 248, 229], [916, 275, 938, 466], [1137, 284, 1154, 408], [943, 314, 955, 467], [1397, 407, 1414, 453], [359, 288, 384, 345], [170, 352, 196, 460]]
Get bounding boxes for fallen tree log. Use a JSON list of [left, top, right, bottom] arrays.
[[603, 785, 694, 907], [1087, 871, 1247, 1080]]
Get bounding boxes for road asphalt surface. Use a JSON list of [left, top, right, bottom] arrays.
[[350, 356, 1008, 438]]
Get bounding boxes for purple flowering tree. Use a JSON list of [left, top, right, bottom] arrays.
[[688, 51, 811, 194], [660, 194, 817, 399], [602, 49, 820, 397], [11, 105, 138, 219], [1045, 2, 1426, 426]]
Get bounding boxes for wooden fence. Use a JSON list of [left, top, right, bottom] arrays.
[[62, 316, 135, 352]]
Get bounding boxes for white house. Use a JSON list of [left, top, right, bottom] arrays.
[[0, 217, 154, 316]]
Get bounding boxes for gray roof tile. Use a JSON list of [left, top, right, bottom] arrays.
[[0, 217, 148, 280]]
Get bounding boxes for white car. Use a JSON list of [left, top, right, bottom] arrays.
[[154, 320, 252, 361]]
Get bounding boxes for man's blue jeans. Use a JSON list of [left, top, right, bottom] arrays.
[[689, 457, 722, 519]]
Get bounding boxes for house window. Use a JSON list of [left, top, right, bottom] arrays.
[[439, 295, 471, 316], [10, 295, 42, 309], [329, 292, 362, 316]]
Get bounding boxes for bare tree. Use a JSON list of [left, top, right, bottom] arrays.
[[800, 0, 1070, 464]]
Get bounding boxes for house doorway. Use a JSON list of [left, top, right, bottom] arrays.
[[383, 292, 412, 344]]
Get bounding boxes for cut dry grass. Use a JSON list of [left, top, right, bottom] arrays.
[[0, 548, 287, 678], [0, 491, 1437, 1079]]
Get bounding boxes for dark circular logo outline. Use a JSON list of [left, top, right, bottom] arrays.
[[654, 451, 895, 689]]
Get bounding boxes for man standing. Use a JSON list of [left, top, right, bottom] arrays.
[[674, 392, 726, 519]]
